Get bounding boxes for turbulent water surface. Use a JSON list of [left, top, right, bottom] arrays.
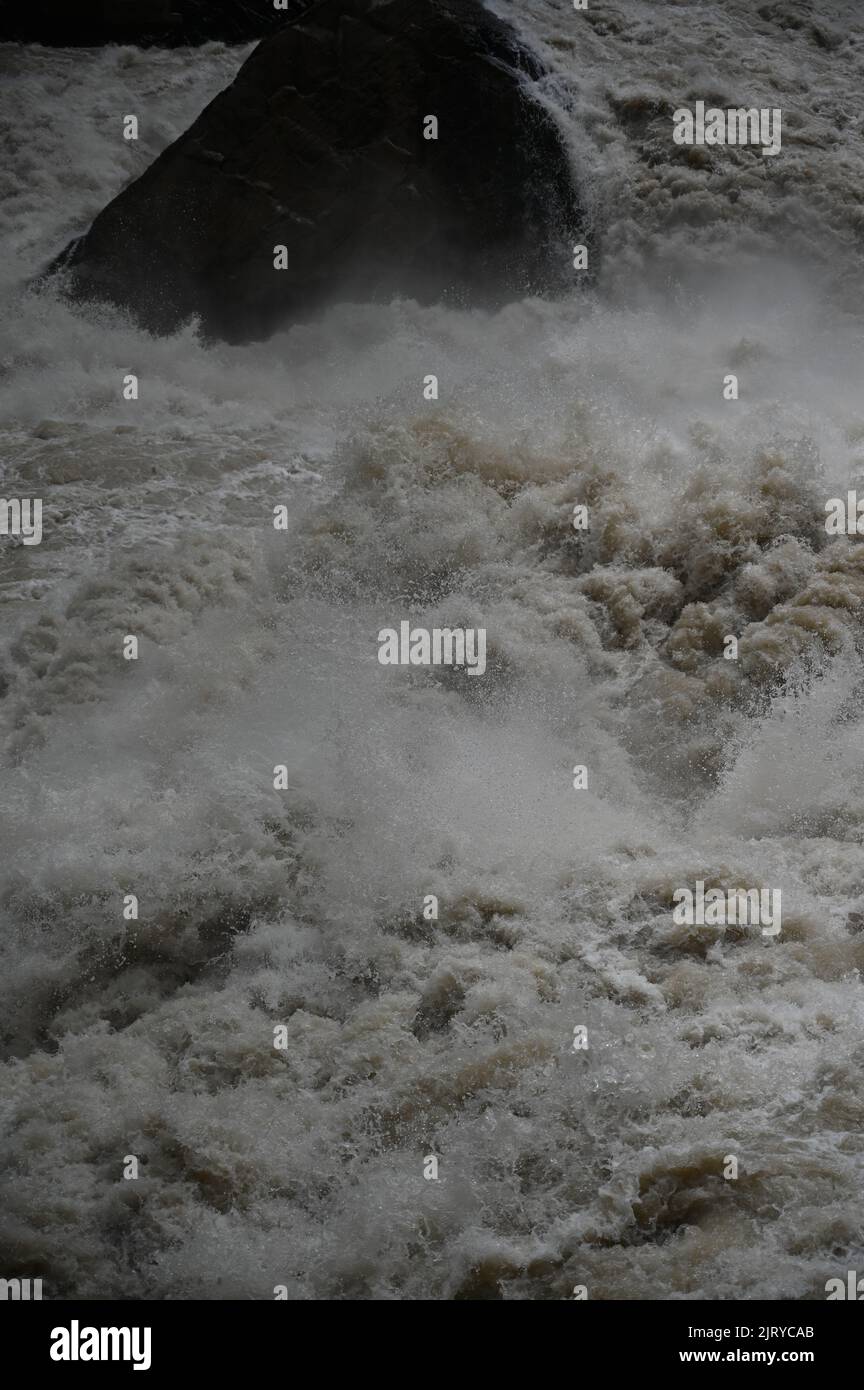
[[2, 1, 864, 1300]]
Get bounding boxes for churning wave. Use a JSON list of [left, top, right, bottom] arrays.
[[2, 1, 864, 1299]]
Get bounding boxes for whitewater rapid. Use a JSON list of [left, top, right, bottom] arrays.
[[2, 1, 864, 1300]]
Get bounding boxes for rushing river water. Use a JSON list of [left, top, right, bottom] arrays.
[[1, 1, 864, 1299]]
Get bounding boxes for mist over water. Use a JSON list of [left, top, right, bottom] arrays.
[[2, 1, 864, 1300]]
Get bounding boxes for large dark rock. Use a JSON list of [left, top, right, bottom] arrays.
[[55, 0, 584, 341], [0, 1, 311, 46]]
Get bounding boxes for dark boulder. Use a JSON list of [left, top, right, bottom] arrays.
[[55, 0, 584, 341]]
